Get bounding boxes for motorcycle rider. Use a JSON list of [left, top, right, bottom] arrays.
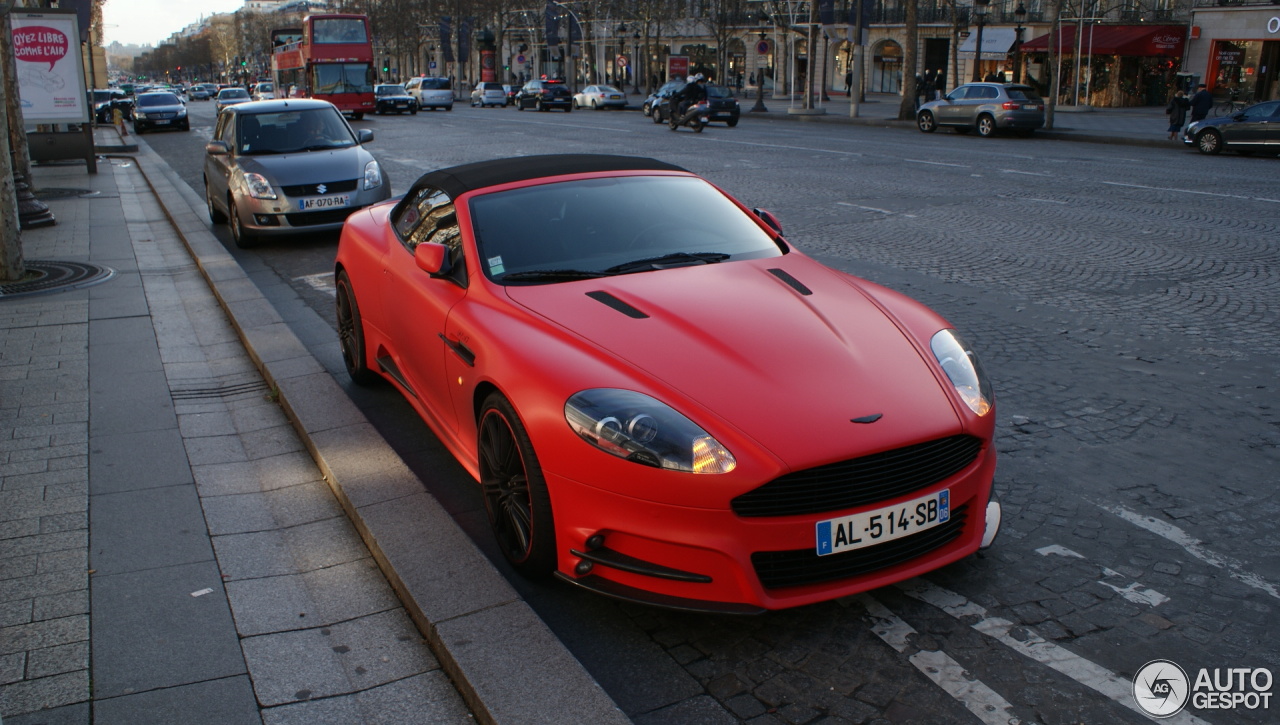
[[671, 74, 709, 128]]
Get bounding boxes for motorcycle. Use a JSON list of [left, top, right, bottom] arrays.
[[668, 101, 710, 133]]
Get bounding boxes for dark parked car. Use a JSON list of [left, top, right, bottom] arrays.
[[643, 80, 684, 117], [132, 91, 188, 133], [515, 79, 572, 112], [374, 84, 418, 115], [203, 99, 390, 248], [653, 83, 740, 127], [91, 89, 133, 122], [1183, 100, 1280, 156], [916, 83, 1045, 137]]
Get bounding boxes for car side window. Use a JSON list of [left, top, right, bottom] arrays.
[[977, 87, 999, 100], [947, 87, 968, 101], [215, 113, 234, 144], [394, 186, 467, 286], [1241, 101, 1279, 120]]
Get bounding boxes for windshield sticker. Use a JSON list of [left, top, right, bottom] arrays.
[[488, 256, 505, 275]]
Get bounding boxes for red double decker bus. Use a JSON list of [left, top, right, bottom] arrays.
[[272, 14, 375, 119]]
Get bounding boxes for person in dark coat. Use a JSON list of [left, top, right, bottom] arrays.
[[1189, 83, 1213, 122], [1165, 89, 1190, 140]]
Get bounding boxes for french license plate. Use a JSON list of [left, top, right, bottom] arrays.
[[816, 490, 950, 556], [155, 119, 170, 125], [395, 102, 408, 107], [298, 195, 350, 211], [608, 94, 621, 99]]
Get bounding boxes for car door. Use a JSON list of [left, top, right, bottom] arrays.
[[1220, 101, 1278, 149], [381, 186, 469, 433], [935, 86, 971, 125], [204, 111, 237, 215]]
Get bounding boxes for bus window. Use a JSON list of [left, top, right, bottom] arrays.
[[313, 18, 367, 44]]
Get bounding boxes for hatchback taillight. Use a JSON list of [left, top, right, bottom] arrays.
[[1002, 102, 1020, 110]]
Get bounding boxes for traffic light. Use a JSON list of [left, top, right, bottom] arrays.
[[382, 57, 389, 73], [240, 58, 247, 67]]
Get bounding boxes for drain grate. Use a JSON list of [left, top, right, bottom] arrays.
[[170, 381, 269, 401], [0, 260, 116, 300]]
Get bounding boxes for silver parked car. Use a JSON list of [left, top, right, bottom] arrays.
[[470, 82, 507, 107], [916, 82, 1045, 137], [203, 99, 390, 248], [573, 84, 627, 110]]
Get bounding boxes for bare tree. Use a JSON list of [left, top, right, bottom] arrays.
[[897, 0, 918, 120]]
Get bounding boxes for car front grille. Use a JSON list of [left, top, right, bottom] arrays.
[[731, 435, 984, 518], [284, 208, 357, 227], [751, 504, 969, 589], [281, 180, 359, 197]]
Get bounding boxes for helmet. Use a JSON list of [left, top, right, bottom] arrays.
[[690, 73, 703, 82]]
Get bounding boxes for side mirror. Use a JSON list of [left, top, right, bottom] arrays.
[[357, 128, 374, 144], [414, 242, 451, 276], [205, 140, 231, 156], [752, 207, 784, 235]]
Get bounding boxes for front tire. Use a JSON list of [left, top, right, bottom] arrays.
[[976, 114, 996, 137], [478, 393, 556, 578], [335, 271, 378, 386], [228, 198, 257, 249], [1196, 129, 1222, 155], [917, 111, 937, 133], [205, 179, 226, 224]]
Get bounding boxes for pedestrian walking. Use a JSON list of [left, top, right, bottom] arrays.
[[915, 74, 927, 109], [1165, 89, 1190, 140], [844, 70, 853, 94], [1189, 83, 1213, 123], [934, 70, 946, 99]]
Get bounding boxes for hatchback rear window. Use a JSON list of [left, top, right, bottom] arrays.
[[1006, 88, 1042, 101], [420, 78, 451, 90]]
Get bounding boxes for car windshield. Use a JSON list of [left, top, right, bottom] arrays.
[[237, 108, 356, 155], [258, 83, 273, 92], [377, 85, 407, 96], [470, 175, 782, 284], [220, 89, 249, 99], [138, 93, 180, 107]]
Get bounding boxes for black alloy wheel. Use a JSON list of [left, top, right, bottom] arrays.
[[335, 271, 378, 386], [478, 393, 556, 578], [917, 111, 937, 133], [1196, 129, 1223, 155]]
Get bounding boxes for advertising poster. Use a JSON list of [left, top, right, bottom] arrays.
[[12, 10, 89, 124]]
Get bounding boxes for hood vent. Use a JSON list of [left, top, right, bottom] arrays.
[[586, 290, 649, 319], [768, 268, 812, 296]]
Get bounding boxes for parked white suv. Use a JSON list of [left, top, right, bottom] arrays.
[[405, 77, 453, 111]]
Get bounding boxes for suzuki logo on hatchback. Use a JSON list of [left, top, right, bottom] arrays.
[[316, 184, 327, 194]]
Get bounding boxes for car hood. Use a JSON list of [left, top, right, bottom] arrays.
[[505, 256, 962, 467], [235, 147, 370, 185], [380, 94, 414, 101]]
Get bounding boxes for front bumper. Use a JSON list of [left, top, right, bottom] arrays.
[[547, 442, 998, 612], [232, 188, 390, 238]]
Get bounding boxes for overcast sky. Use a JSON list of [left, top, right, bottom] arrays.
[[101, 0, 245, 47]]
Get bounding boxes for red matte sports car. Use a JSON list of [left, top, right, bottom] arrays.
[[333, 154, 1001, 613]]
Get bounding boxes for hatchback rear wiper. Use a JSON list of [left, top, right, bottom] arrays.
[[605, 252, 730, 275]]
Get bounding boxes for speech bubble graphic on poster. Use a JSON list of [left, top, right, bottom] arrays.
[[13, 26, 69, 71]]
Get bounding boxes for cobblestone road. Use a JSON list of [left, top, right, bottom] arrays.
[[146, 106, 1280, 724]]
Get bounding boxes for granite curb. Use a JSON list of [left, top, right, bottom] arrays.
[[110, 141, 630, 725]]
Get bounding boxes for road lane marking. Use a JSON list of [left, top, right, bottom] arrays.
[[858, 593, 1028, 725], [294, 272, 336, 296], [1036, 545, 1170, 607], [1101, 504, 1280, 600], [897, 579, 1212, 725], [904, 158, 969, 167], [1101, 180, 1280, 204], [1001, 169, 1052, 176], [837, 202, 893, 214]]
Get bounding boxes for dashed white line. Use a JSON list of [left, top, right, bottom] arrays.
[[1101, 503, 1280, 600], [904, 158, 969, 167], [837, 202, 894, 214], [897, 579, 1212, 725], [1035, 544, 1170, 608], [858, 593, 1028, 725], [1001, 169, 1052, 177], [1101, 180, 1280, 204]]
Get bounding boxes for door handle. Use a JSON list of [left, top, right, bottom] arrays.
[[439, 334, 476, 367]]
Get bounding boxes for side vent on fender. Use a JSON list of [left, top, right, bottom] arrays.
[[767, 268, 812, 296], [586, 291, 649, 319]]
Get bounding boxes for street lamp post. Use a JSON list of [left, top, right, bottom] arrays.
[[1012, 2, 1026, 83], [750, 22, 769, 113], [970, 0, 990, 82]]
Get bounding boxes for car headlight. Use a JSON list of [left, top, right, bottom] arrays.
[[565, 389, 736, 474], [176, 107, 187, 117], [242, 172, 277, 200], [930, 330, 993, 416], [134, 111, 148, 119], [363, 160, 383, 190]]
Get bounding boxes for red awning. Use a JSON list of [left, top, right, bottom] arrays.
[[1020, 25, 1185, 57]]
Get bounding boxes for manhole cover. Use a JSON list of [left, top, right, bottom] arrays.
[[0, 260, 115, 299], [33, 188, 100, 199]]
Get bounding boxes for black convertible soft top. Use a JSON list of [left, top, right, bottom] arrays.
[[405, 154, 689, 201]]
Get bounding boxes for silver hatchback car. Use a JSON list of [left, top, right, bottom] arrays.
[[203, 99, 390, 248], [917, 83, 1045, 137]]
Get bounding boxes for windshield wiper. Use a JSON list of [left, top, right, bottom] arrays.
[[501, 269, 612, 282], [604, 252, 730, 275]]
